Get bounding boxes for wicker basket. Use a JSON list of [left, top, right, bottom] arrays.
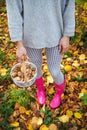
[[10, 62, 37, 88]]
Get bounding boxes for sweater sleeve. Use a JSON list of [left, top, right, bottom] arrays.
[[6, 0, 23, 42], [63, 0, 75, 37]]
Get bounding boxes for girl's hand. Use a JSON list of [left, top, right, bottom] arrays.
[[16, 41, 27, 62], [58, 36, 70, 53]]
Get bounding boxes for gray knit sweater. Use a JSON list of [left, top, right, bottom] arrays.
[[6, 0, 75, 49]]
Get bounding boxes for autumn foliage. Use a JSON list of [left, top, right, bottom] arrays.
[[0, 1, 87, 130]]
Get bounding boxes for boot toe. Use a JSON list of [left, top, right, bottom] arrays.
[[38, 97, 46, 105], [37, 91, 46, 105], [50, 94, 61, 108]]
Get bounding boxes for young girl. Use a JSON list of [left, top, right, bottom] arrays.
[[6, 0, 75, 108]]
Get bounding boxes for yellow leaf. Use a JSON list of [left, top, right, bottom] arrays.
[[81, 89, 87, 94], [73, 51, 78, 55], [72, 61, 80, 68], [27, 124, 34, 130], [75, 37, 81, 42], [41, 104, 45, 111], [0, 68, 7, 75], [1, 48, 5, 51], [31, 117, 43, 129], [83, 2, 87, 10], [79, 92, 84, 98], [60, 64, 64, 69], [79, 41, 84, 46], [25, 110, 30, 115], [84, 60, 87, 64], [48, 87, 55, 95], [66, 110, 73, 118], [47, 75, 54, 84], [75, 27, 82, 33], [10, 122, 19, 127], [66, 58, 73, 62], [78, 71, 83, 77], [64, 65, 72, 72], [79, 54, 86, 60], [43, 65, 48, 71], [13, 127, 21, 130], [37, 117, 43, 125], [59, 115, 69, 123], [1, 73, 7, 76], [74, 112, 82, 119], [40, 125, 49, 130]]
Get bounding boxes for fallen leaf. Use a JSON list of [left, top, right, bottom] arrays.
[[20, 115, 26, 121], [48, 87, 55, 95], [66, 110, 73, 118], [47, 75, 54, 84], [74, 112, 83, 119], [73, 50, 78, 55], [37, 117, 43, 125], [83, 2, 87, 10], [58, 115, 69, 123], [79, 54, 86, 64], [66, 58, 73, 62], [43, 65, 48, 72], [60, 64, 64, 69], [79, 41, 84, 46], [64, 65, 72, 72], [31, 116, 43, 129], [25, 110, 30, 115], [81, 88, 87, 94], [26, 124, 34, 130], [49, 124, 58, 130], [0, 68, 7, 75], [19, 106, 26, 114], [13, 127, 21, 130], [39, 124, 49, 130], [10, 122, 19, 127], [84, 60, 87, 64], [79, 92, 84, 98], [13, 110, 20, 118], [14, 103, 21, 110], [72, 61, 80, 68]]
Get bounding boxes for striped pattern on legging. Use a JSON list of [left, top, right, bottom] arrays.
[[26, 46, 64, 85]]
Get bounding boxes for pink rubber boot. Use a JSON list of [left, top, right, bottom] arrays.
[[50, 79, 66, 108], [35, 77, 46, 105]]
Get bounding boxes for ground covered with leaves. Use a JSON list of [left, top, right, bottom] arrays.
[[0, 2, 87, 130]]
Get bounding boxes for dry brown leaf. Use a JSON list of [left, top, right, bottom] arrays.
[[21, 62, 27, 82], [9, 115, 15, 123], [20, 115, 27, 121], [58, 115, 69, 123], [13, 110, 20, 118], [30, 116, 43, 129], [19, 106, 26, 114], [68, 126, 78, 130], [14, 103, 21, 110], [49, 124, 58, 130], [13, 127, 21, 130]]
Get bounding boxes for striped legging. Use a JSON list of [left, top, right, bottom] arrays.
[[26, 46, 64, 84]]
